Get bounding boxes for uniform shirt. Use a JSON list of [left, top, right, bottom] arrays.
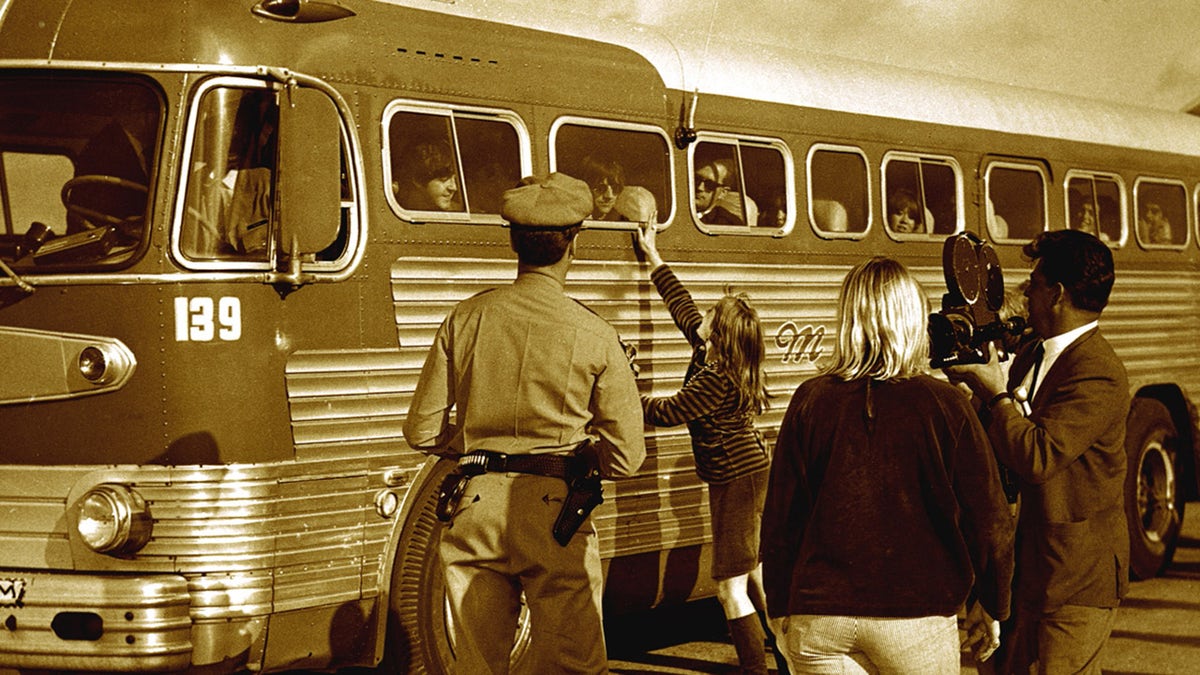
[[642, 265, 770, 484], [403, 268, 646, 480]]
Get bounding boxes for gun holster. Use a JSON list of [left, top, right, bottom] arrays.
[[551, 442, 604, 546], [435, 461, 484, 523]]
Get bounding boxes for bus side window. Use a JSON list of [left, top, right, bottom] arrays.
[[180, 86, 279, 261], [384, 103, 528, 222], [1135, 179, 1188, 248], [809, 146, 869, 238], [552, 120, 673, 228], [1066, 173, 1125, 246], [986, 163, 1046, 242], [882, 154, 961, 238], [687, 137, 792, 235]]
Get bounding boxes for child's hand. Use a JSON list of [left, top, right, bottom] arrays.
[[635, 222, 664, 268]]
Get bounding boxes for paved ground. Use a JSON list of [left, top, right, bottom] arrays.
[[607, 506, 1200, 674]]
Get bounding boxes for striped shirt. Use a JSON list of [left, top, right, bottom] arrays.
[[642, 265, 769, 484]]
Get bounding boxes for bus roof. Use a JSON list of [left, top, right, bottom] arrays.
[[384, 0, 1200, 158]]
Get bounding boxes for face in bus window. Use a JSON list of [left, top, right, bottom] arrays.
[[694, 164, 718, 213], [396, 140, 460, 211], [579, 154, 626, 220], [1068, 188, 1100, 237], [590, 178, 622, 219], [887, 188, 924, 234], [1140, 202, 1172, 244]]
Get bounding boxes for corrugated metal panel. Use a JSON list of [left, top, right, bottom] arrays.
[[387, 255, 870, 560], [1105, 269, 1200, 396]]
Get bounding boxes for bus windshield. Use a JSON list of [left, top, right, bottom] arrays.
[[0, 72, 162, 270]]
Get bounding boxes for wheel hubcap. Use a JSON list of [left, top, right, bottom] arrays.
[[1137, 440, 1177, 543]]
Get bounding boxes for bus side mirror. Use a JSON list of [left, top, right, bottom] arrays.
[[276, 86, 341, 259]]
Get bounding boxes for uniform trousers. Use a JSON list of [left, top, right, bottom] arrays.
[[439, 471, 607, 674]]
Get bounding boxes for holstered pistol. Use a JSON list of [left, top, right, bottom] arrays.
[[551, 442, 604, 546]]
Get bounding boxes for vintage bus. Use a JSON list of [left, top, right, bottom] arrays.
[[1, 0, 1197, 672]]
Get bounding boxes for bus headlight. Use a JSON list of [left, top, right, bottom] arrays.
[[76, 485, 152, 555]]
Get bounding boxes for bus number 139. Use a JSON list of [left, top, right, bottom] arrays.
[[174, 297, 242, 342]]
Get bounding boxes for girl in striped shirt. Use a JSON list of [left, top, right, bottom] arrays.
[[633, 217, 778, 675]]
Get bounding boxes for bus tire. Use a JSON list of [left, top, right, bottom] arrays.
[[1124, 398, 1185, 580], [383, 458, 533, 674]]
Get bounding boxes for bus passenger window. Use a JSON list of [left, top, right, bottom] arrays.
[[384, 104, 527, 222], [687, 138, 790, 234], [986, 163, 1046, 242], [809, 146, 869, 237], [882, 155, 961, 238], [1066, 173, 1124, 245], [181, 87, 279, 261], [552, 120, 673, 228], [693, 143, 752, 225], [1135, 180, 1187, 247]]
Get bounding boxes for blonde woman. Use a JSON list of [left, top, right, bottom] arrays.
[[761, 257, 1014, 674]]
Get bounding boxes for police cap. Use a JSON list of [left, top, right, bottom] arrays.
[[502, 172, 593, 228]]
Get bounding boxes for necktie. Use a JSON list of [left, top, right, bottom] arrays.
[[1028, 342, 1046, 400]]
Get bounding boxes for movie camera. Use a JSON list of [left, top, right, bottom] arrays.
[[928, 232, 1027, 369]]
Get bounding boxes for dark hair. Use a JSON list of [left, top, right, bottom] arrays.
[[887, 188, 921, 218], [579, 154, 626, 191], [510, 225, 581, 266], [1023, 229, 1114, 312], [402, 140, 455, 183]]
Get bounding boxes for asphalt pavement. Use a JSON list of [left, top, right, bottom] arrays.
[[607, 505, 1200, 674]]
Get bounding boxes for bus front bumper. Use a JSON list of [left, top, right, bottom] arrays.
[[0, 570, 193, 672]]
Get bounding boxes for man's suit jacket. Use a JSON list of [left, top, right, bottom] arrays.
[[988, 328, 1130, 612]]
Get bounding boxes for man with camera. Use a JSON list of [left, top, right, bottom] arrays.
[[403, 172, 646, 673], [947, 229, 1129, 674]]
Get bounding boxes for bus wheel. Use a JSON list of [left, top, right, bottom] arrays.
[[1124, 398, 1184, 580], [384, 459, 533, 674]]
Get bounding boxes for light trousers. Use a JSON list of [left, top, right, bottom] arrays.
[[439, 472, 607, 674], [776, 613, 960, 674]]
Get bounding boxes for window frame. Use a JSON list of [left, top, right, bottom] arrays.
[[1062, 169, 1127, 248], [173, 74, 360, 274], [687, 131, 795, 237], [1133, 176, 1190, 250], [983, 160, 1049, 245], [880, 151, 964, 241], [548, 115, 676, 232], [173, 76, 281, 272], [806, 143, 872, 241], [382, 99, 532, 226]]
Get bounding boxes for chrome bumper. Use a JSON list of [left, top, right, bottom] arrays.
[[0, 570, 192, 672]]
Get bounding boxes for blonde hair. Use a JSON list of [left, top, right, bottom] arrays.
[[708, 289, 771, 414], [825, 257, 929, 381]]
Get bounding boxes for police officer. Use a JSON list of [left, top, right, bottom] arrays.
[[403, 172, 646, 673]]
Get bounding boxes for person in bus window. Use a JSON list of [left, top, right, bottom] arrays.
[[395, 139, 460, 212], [1068, 189, 1099, 237], [759, 193, 787, 228], [403, 173, 645, 674], [183, 92, 277, 258], [1139, 201, 1173, 245], [578, 153, 626, 221], [631, 208, 784, 675], [695, 159, 756, 225], [886, 187, 926, 234]]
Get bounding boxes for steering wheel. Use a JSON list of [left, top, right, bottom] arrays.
[[61, 175, 149, 234]]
